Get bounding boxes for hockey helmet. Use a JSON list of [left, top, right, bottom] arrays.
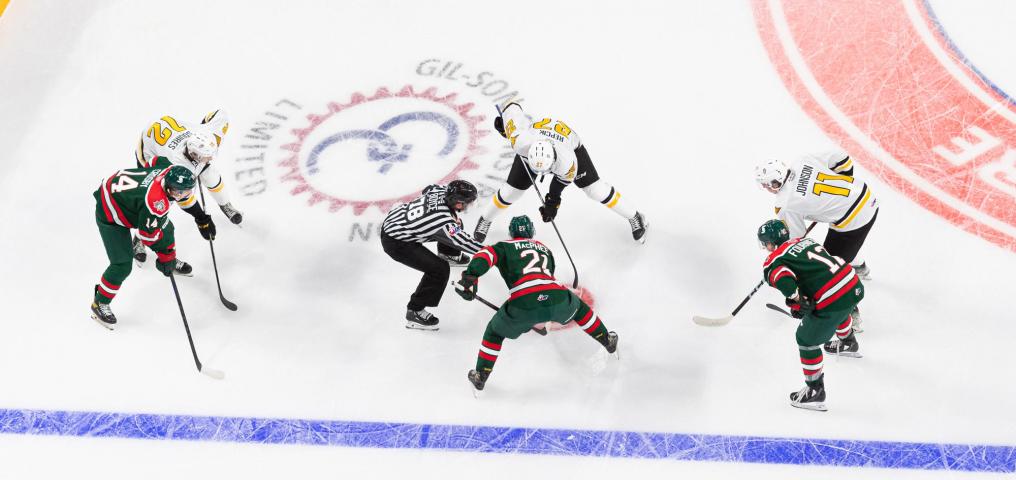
[[526, 140, 556, 174], [757, 219, 790, 251], [755, 159, 788, 194], [445, 179, 478, 210], [185, 132, 217, 166], [164, 165, 196, 201], [508, 215, 535, 239]]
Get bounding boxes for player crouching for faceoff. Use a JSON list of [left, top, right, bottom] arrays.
[[455, 215, 619, 393], [758, 219, 864, 412], [473, 102, 647, 244], [91, 160, 197, 330], [380, 180, 485, 330]]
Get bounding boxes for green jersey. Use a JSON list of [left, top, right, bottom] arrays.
[[465, 238, 568, 302], [93, 156, 177, 256], [763, 237, 862, 311]]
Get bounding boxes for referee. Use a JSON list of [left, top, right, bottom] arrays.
[[381, 180, 483, 330]]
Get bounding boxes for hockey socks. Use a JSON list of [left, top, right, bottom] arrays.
[[573, 306, 610, 345], [799, 346, 825, 388], [475, 323, 505, 373]]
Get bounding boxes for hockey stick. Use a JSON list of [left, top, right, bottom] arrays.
[[197, 179, 238, 311], [451, 281, 548, 335], [765, 303, 793, 317], [692, 222, 817, 327], [170, 273, 225, 379], [495, 105, 580, 289]]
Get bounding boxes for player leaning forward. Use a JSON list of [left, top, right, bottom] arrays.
[[759, 219, 863, 412], [92, 158, 198, 329], [456, 215, 618, 392], [381, 181, 484, 330], [473, 102, 647, 244]]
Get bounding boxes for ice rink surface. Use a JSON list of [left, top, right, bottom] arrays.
[[0, 0, 1014, 478]]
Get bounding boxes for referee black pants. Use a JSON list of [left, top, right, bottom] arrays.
[[381, 234, 450, 311]]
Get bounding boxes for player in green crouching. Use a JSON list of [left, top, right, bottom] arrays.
[[91, 158, 205, 330], [455, 215, 618, 392], [758, 219, 864, 412]]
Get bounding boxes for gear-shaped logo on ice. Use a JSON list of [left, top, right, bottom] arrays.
[[279, 85, 488, 215]]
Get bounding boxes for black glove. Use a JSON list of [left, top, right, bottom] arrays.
[[494, 115, 506, 138], [456, 274, 478, 301], [539, 193, 561, 223], [195, 212, 216, 241], [156, 258, 176, 277], [786, 295, 816, 319]]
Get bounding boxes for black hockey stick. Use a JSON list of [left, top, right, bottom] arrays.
[[692, 222, 817, 326], [765, 303, 793, 317], [451, 282, 548, 335], [197, 179, 238, 311], [495, 105, 580, 289], [169, 273, 225, 379]]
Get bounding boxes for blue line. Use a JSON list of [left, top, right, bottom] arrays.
[[921, 0, 1016, 107], [0, 408, 1012, 473]]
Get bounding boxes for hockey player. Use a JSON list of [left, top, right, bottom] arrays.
[[472, 102, 647, 244], [132, 111, 239, 263], [758, 219, 863, 412], [380, 180, 484, 330], [91, 158, 201, 329], [456, 215, 619, 392], [755, 149, 877, 279]]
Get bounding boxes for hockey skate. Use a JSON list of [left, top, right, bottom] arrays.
[[629, 212, 648, 244], [474, 217, 491, 243], [853, 262, 871, 281], [438, 251, 470, 266], [90, 301, 117, 330], [599, 331, 619, 355], [174, 260, 194, 277], [220, 203, 243, 225], [850, 306, 863, 333], [824, 333, 862, 358], [132, 236, 147, 264], [406, 309, 439, 331], [789, 384, 827, 411], [467, 369, 489, 394]]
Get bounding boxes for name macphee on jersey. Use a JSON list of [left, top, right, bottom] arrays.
[[510, 240, 550, 254]]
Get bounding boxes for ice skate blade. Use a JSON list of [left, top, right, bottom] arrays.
[[405, 322, 439, 331], [90, 314, 116, 331], [831, 351, 863, 359], [790, 401, 827, 412], [471, 387, 483, 399]]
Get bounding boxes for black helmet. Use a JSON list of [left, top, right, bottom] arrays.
[[445, 180, 478, 207]]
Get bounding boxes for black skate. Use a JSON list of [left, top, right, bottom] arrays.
[[132, 236, 147, 264], [438, 251, 470, 266], [824, 333, 862, 358], [853, 262, 871, 281], [174, 260, 194, 277], [629, 212, 648, 244], [406, 309, 439, 331], [789, 384, 827, 411], [90, 301, 117, 330], [474, 216, 491, 243], [598, 331, 619, 354], [220, 203, 243, 225], [467, 369, 489, 392]]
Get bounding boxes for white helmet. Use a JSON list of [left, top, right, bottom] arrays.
[[755, 159, 788, 193], [185, 132, 217, 166], [526, 140, 556, 174]]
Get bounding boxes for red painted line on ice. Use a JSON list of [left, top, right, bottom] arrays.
[[753, 0, 1016, 252]]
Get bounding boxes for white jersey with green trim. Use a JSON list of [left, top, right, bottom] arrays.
[[775, 152, 879, 238], [499, 103, 581, 184], [134, 110, 230, 173]]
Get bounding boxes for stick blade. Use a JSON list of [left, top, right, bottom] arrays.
[[201, 367, 226, 380], [220, 297, 238, 311], [692, 314, 733, 327]]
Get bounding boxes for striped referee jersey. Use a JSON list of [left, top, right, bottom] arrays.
[[381, 185, 483, 255]]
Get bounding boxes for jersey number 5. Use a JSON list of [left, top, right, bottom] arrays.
[[521, 249, 550, 275]]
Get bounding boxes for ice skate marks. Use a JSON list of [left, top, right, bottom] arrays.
[[754, 0, 1016, 252], [278, 86, 488, 215]]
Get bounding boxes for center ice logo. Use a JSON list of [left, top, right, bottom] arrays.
[[278, 85, 487, 215]]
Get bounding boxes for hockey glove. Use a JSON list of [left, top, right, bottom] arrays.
[[456, 274, 478, 301], [494, 115, 506, 138], [155, 250, 177, 277], [195, 212, 216, 241], [539, 193, 562, 223], [786, 295, 816, 319]]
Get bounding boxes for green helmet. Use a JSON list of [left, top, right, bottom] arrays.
[[757, 219, 790, 249], [164, 166, 196, 197], [508, 215, 534, 239]]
